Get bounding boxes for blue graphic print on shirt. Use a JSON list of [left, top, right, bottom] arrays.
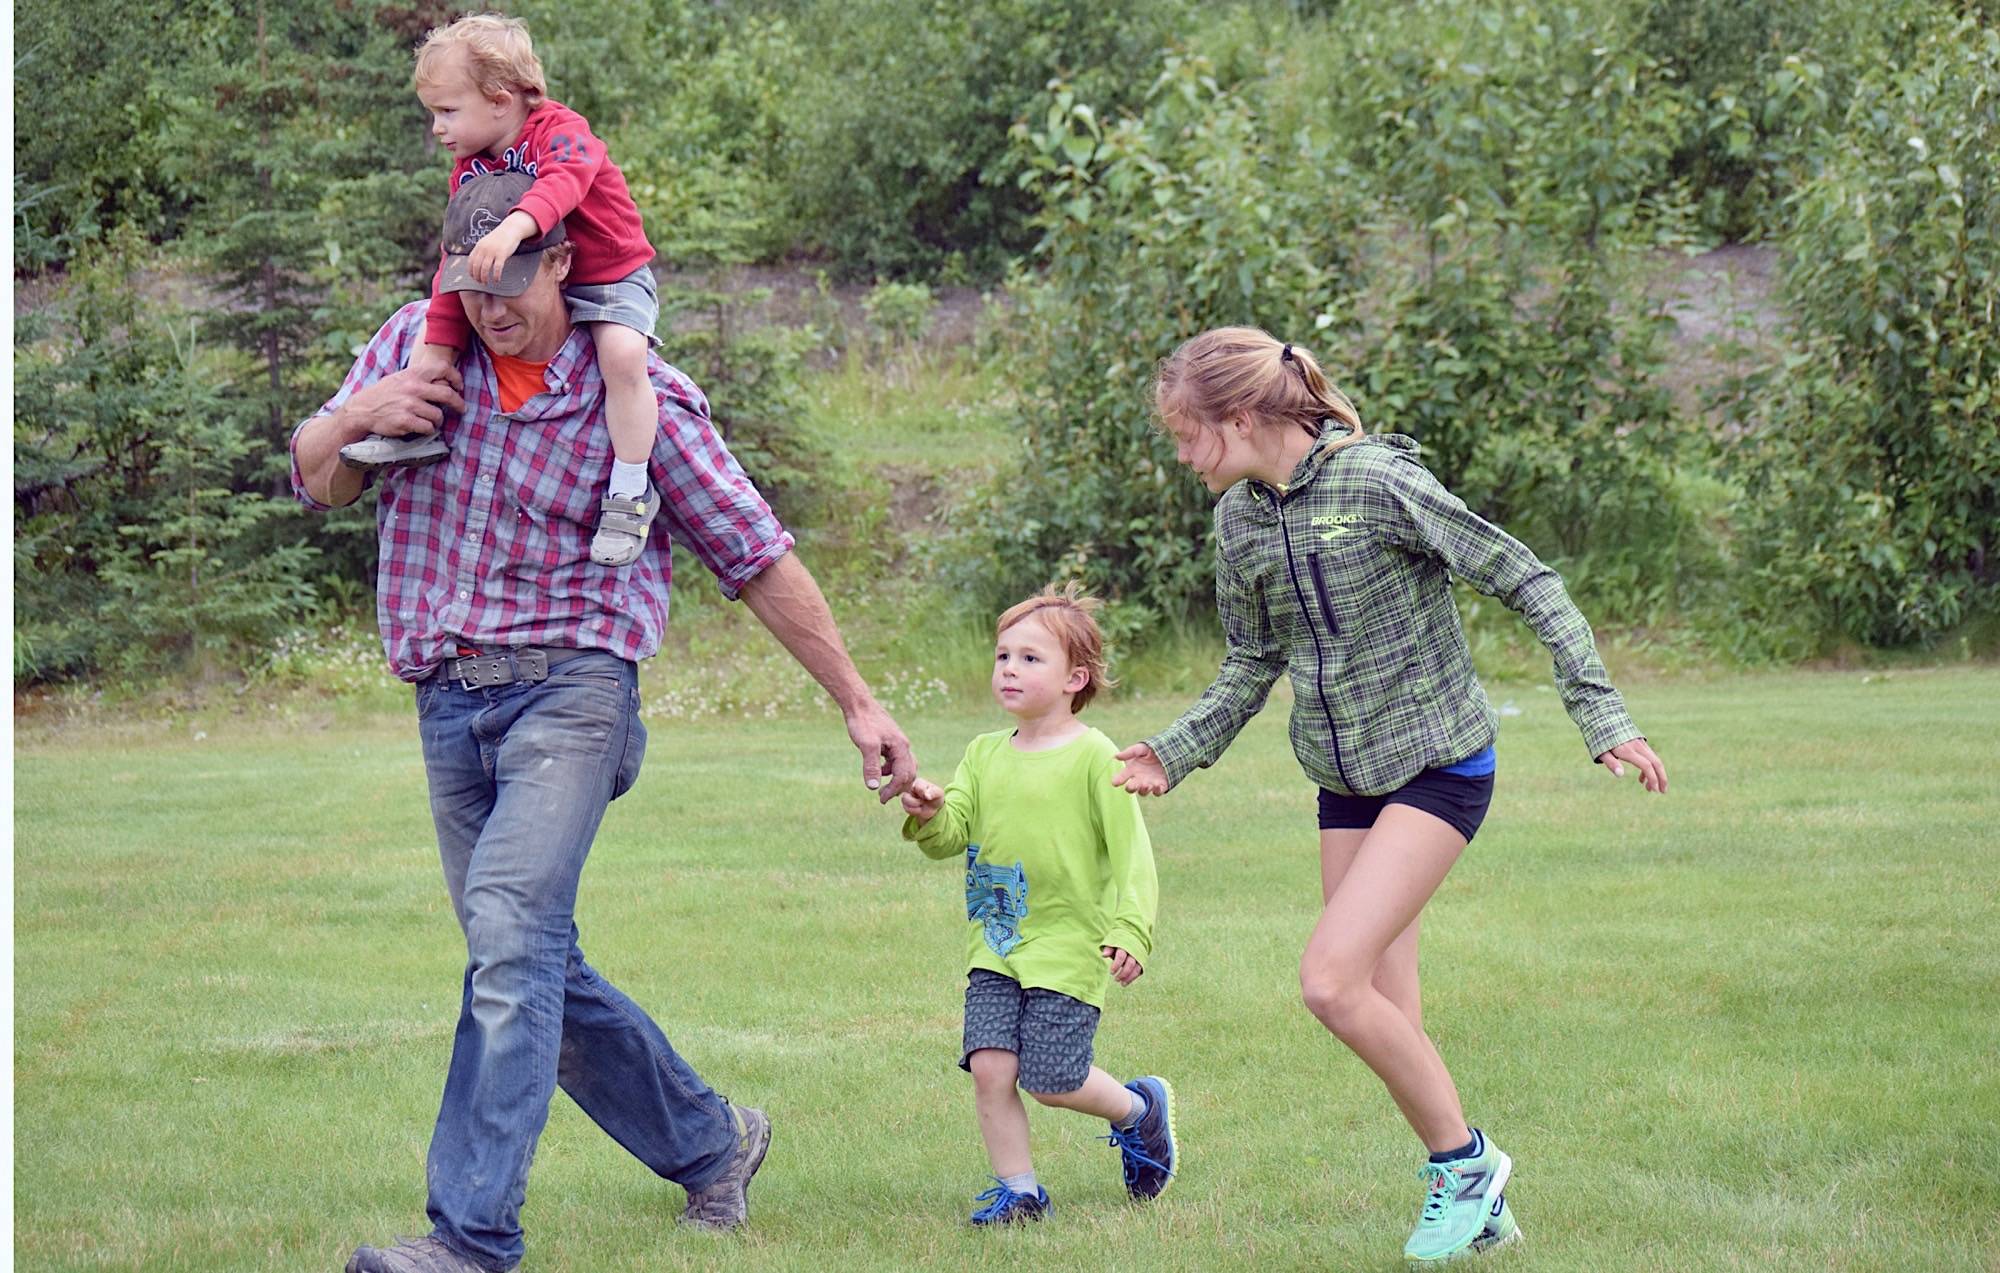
[[964, 844, 1029, 957]]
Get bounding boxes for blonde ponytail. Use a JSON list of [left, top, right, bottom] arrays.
[[1155, 326, 1365, 451]]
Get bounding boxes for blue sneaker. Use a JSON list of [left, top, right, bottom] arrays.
[[1103, 1075, 1177, 1200], [968, 1180, 1050, 1226]]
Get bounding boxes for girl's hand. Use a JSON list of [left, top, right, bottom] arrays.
[[1102, 946, 1143, 986], [900, 777, 946, 821], [1111, 743, 1169, 796], [1597, 738, 1667, 794]]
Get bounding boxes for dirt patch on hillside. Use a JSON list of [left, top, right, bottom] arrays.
[[654, 261, 992, 354], [1641, 243, 1787, 411]]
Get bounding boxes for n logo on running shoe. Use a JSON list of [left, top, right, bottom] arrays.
[[1455, 1170, 1487, 1201]]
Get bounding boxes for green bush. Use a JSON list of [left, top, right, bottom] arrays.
[[1634, 0, 1946, 240], [976, 55, 1364, 622], [862, 280, 935, 352], [1348, 232, 1699, 623], [1720, 17, 2000, 649], [658, 279, 830, 529], [981, 41, 1706, 633], [14, 236, 324, 684], [769, 0, 1194, 277]]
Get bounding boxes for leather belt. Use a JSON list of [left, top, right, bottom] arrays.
[[428, 646, 593, 689]]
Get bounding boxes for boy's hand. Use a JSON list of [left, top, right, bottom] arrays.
[[1102, 946, 1143, 986], [1111, 743, 1169, 796], [407, 343, 460, 385], [466, 211, 540, 284], [900, 777, 945, 822]]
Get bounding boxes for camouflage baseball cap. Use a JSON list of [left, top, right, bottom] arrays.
[[436, 171, 567, 298]]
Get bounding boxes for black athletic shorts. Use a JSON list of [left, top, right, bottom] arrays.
[[1317, 766, 1495, 843]]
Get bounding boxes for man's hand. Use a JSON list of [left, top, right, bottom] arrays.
[[344, 364, 467, 440], [847, 698, 917, 804], [738, 553, 918, 805], [1102, 946, 1144, 986], [466, 211, 540, 284], [900, 776, 945, 822], [1111, 742, 1170, 796], [1597, 737, 1668, 794], [293, 365, 469, 507]]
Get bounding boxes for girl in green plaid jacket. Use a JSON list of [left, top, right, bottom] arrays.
[[1112, 326, 1667, 1264]]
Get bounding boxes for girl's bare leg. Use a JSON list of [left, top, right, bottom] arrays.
[[1302, 806, 1472, 1152]]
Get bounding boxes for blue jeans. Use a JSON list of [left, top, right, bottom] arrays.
[[413, 652, 736, 1270]]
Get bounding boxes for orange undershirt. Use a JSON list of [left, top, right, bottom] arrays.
[[490, 353, 552, 413]]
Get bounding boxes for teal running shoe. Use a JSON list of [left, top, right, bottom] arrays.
[[1472, 1190, 1521, 1254], [1403, 1130, 1512, 1263]]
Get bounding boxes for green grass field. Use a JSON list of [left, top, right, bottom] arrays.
[[14, 667, 2000, 1271]]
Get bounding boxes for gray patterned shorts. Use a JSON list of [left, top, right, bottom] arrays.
[[564, 265, 661, 347], [960, 969, 1100, 1094]]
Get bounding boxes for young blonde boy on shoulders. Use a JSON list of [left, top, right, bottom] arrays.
[[342, 14, 663, 568]]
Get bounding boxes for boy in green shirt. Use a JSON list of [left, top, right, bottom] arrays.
[[901, 584, 1176, 1225]]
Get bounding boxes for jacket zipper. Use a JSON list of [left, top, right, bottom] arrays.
[[1272, 486, 1353, 793]]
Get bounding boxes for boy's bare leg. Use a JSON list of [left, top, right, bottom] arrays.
[[587, 323, 661, 566], [1300, 806, 1472, 1153], [1026, 1065, 1135, 1121], [967, 1048, 1032, 1178], [593, 323, 654, 474]]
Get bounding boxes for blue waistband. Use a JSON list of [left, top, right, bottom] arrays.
[[1439, 745, 1496, 778]]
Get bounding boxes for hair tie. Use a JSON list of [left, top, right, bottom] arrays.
[[1280, 344, 1295, 363]]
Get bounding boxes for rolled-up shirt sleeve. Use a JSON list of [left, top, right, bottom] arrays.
[[287, 301, 426, 511], [650, 371, 795, 599]]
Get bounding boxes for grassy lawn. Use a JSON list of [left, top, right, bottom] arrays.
[[14, 667, 1999, 1271]]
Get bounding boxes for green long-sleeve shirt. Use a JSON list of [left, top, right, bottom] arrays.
[[1146, 432, 1641, 796], [903, 727, 1157, 1008]]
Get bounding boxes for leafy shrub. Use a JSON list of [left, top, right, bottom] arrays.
[[977, 55, 1364, 622], [1348, 232, 1698, 622], [1719, 17, 2000, 649], [1635, 0, 1944, 240], [14, 236, 324, 683], [769, 0, 1194, 277], [862, 280, 935, 352], [659, 279, 830, 528]]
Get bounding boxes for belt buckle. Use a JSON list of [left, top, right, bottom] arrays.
[[449, 648, 550, 688]]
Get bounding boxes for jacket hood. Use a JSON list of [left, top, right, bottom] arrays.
[[1285, 429, 1420, 489]]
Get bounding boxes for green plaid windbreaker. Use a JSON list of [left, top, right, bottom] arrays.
[[1145, 432, 1641, 797]]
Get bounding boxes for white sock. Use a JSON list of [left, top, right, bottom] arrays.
[[608, 459, 648, 500], [1000, 1170, 1038, 1195], [1116, 1088, 1147, 1129]]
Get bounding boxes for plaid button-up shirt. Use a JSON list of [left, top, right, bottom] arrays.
[[1146, 431, 1640, 797], [289, 300, 793, 681]]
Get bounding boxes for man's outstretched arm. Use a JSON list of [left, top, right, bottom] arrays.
[[739, 552, 916, 803]]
